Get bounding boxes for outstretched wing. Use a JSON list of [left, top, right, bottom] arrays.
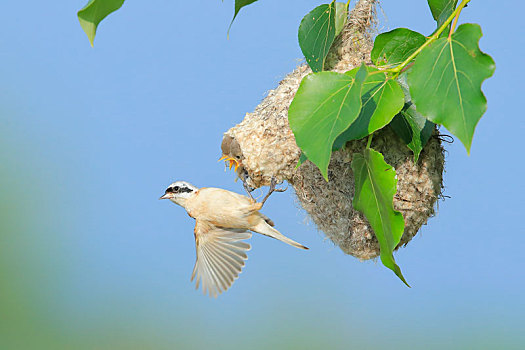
[[191, 220, 252, 297]]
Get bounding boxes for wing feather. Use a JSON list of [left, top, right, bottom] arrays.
[[201, 244, 235, 289], [191, 221, 252, 297], [197, 249, 219, 296]]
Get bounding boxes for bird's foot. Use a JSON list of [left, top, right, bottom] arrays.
[[260, 177, 287, 207]]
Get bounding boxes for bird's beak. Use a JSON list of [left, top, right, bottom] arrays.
[[219, 155, 240, 171], [159, 193, 172, 200]]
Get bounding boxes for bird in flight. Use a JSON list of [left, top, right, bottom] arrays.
[[160, 179, 308, 297]]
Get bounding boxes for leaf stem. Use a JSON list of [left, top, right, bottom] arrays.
[[388, 0, 471, 75], [449, 0, 469, 39], [366, 134, 373, 149]]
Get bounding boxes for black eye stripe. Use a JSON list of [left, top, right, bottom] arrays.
[[165, 185, 193, 194]]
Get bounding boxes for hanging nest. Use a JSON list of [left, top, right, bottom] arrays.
[[220, 0, 445, 260]]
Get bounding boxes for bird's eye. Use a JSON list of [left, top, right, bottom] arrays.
[[173, 186, 180, 192], [235, 155, 241, 159]]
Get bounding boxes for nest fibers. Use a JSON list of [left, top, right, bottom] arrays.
[[222, 0, 445, 260]]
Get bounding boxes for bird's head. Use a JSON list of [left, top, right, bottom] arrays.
[[219, 134, 243, 171], [159, 181, 198, 206]]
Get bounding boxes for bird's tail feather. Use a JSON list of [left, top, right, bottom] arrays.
[[253, 222, 308, 250], [258, 213, 275, 227]]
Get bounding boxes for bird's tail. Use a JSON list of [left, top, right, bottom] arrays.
[[252, 221, 308, 250]]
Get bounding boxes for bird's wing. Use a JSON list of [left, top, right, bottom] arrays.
[[191, 220, 252, 297]]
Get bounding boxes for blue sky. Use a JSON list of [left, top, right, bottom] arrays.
[[1, 0, 524, 348]]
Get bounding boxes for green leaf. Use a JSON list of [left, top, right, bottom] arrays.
[[427, 0, 458, 35], [298, 2, 336, 72], [351, 148, 409, 287], [288, 65, 367, 180], [390, 104, 435, 163], [295, 152, 308, 169], [333, 66, 405, 149], [428, 0, 457, 21], [334, 2, 348, 37], [408, 23, 495, 153], [77, 0, 125, 47], [371, 28, 426, 67], [390, 73, 434, 162], [228, 0, 258, 36]]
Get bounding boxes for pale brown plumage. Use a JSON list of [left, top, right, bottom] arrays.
[[160, 181, 307, 297]]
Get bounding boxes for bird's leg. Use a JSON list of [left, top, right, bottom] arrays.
[[260, 177, 287, 207], [240, 170, 255, 201], [243, 181, 255, 201]]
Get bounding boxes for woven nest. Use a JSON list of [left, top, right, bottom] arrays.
[[221, 0, 445, 260]]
